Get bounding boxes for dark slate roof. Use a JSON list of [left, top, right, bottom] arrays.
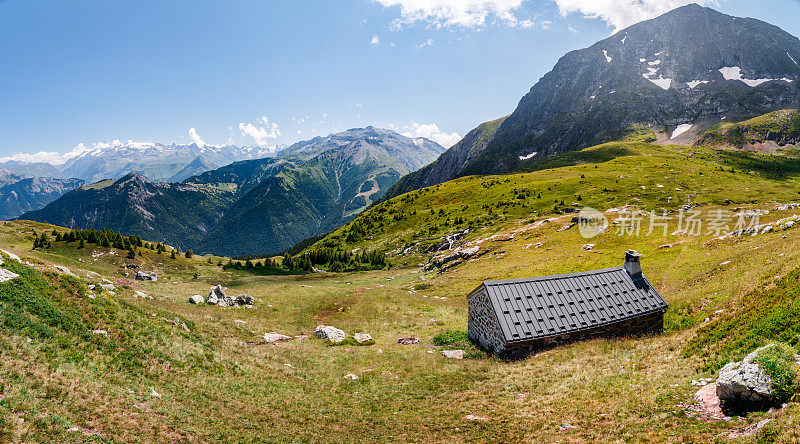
[[478, 267, 668, 344]]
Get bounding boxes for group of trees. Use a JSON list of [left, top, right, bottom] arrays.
[[222, 247, 388, 273], [31, 226, 388, 274], [31, 228, 177, 260]]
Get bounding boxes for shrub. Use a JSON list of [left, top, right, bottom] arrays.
[[432, 331, 486, 359], [755, 344, 800, 403]]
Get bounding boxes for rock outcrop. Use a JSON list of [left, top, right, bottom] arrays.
[[314, 325, 346, 343], [716, 345, 778, 405]]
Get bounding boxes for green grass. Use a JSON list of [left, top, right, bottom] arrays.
[[432, 331, 487, 359], [755, 344, 800, 403], [698, 109, 800, 148], [4, 129, 800, 441], [311, 142, 800, 260], [684, 266, 800, 372]]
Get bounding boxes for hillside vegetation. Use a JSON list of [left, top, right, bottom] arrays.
[[312, 141, 800, 257], [697, 109, 800, 148], [4, 130, 800, 440]]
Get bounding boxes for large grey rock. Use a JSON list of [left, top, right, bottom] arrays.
[[207, 285, 225, 305], [135, 271, 157, 281], [0, 268, 19, 283], [189, 294, 205, 304], [314, 325, 346, 343], [716, 345, 778, 404]]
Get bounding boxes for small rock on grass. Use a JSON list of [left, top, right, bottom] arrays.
[[442, 350, 464, 359], [465, 415, 488, 421], [343, 374, 359, 380], [397, 337, 419, 345], [354, 333, 373, 344], [264, 333, 292, 344]]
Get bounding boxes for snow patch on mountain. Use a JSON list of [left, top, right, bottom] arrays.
[[648, 60, 661, 66], [671, 124, 693, 139], [719, 66, 794, 87], [603, 50, 612, 63], [687, 80, 710, 89], [644, 75, 672, 90], [519, 152, 537, 161], [621, 35, 627, 44]]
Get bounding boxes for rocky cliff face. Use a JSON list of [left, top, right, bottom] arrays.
[[0, 177, 85, 220]]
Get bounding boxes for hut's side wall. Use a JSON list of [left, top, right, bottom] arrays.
[[467, 288, 506, 353], [503, 311, 664, 359]]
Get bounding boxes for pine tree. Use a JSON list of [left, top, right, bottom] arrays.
[[185, 250, 193, 258], [170, 250, 177, 260]]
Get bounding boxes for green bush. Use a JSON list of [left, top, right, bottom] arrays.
[[432, 331, 486, 359], [755, 344, 800, 403]]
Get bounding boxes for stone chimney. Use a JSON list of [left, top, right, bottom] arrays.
[[624, 250, 643, 279]]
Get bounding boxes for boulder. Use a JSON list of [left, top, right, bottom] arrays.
[[99, 283, 116, 292], [0, 268, 19, 283], [135, 271, 157, 281], [236, 294, 254, 305], [189, 294, 205, 305], [716, 345, 777, 405], [264, 333, 292, 344], [207, 285, 225, 305], [442, 350, 465, 359], [54, 266, 76, 276], [314, 325, 346, 343], [354, 333, 374, 344]]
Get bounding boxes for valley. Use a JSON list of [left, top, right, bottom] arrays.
[[2, 136, 800, 442], [2, 3, 800, 442]]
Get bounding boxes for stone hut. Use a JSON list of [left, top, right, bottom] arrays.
[[467, 250, 668, 357]]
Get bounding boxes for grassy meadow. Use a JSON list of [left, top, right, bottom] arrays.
[[1, 141, 800, 442]]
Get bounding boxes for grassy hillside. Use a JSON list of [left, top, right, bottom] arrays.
[[311, 141, 800, 257], [697, 109, 800, 148], [4, 138, 800, 441]]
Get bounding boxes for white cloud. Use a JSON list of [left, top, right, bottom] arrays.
[[401, 122, 462, 148], [371, 34, 381, 45], [188, 127, 206, 148], [552, 0, 718, 32], [415, 38, 434, 49], [374, 0, 528, 29], [239, 117, 281, 148]]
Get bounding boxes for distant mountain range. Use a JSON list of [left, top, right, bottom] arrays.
[[21, 128, 444, 255], [0, 142, 276, 183], [0, 169, 85, 220], [384, 4, 800, 197]]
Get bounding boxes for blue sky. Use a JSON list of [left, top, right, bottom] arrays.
[[1, 0, 799, 158]]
